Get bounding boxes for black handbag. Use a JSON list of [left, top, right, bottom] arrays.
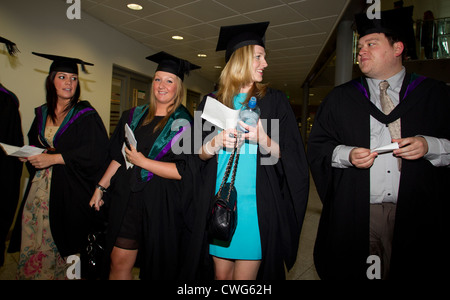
[[208, 139, 240, 242]]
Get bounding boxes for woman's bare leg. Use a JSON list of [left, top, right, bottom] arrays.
[[109, 246, 138, 280], [213, 256, 261, 280]]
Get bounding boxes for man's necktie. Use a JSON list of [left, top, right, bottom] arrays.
[[379, 80, 401, 170]]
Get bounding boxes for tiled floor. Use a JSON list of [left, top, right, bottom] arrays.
[[286, 177, 321, 280], [0, 176, 322, 280]]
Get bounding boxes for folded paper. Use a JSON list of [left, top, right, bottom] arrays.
[[0, 143, 45, 157]]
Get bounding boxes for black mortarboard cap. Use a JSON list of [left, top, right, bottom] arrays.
[[216, 22, 270, 62], [145, 51, 200, 81], [355, 6, 414, 39], [0, 36, 19, 56], [32, 52, 94, 74]]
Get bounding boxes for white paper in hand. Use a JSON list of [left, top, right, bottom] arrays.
[[0, 142, 45, 157], [372, 142, 399, 154], [122, 123, 138, 169], [201, 96, 240, 129]]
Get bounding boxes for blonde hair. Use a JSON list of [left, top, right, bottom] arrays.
[[216, 45, 268, 108], [142, 75, 184, 132]]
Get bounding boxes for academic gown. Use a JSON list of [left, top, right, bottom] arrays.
[[195, 88, 310, 279], [102, 106, 200, 280], [8, 101, 109, 258], [307, 73, 450, 279], [0, 85, 23, 266]]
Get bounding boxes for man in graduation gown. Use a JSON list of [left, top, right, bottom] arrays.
[[307, 8, 450, 279], [0, 36, 23, 267]]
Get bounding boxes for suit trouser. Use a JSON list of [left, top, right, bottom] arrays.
[[370, 202, 396, 280]]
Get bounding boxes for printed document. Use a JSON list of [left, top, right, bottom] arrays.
[[0, 143, 45, 157]]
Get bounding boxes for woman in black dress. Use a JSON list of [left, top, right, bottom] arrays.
[[90, 52, 200, 280]]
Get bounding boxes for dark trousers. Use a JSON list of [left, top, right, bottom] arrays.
[[369, 202, 396, 280]]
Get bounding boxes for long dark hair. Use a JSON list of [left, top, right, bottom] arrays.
[[45, 71, 81, 123]]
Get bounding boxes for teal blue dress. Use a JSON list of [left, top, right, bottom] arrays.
[[209, 93, 262, 260]]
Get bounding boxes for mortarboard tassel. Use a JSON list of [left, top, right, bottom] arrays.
[[0, 36, 20, 56]]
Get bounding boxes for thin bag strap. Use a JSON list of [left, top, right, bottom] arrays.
[[217, 139, 237, 196], [225, 147, 239, 201], [217, 134, 240, 198]]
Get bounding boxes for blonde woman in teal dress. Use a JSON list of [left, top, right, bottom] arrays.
[[197, 22, 310, 280]]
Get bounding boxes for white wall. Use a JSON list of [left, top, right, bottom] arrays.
[[0, 0, 214, 139]]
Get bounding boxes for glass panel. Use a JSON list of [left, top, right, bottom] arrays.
[[436, 18, 450, 59]]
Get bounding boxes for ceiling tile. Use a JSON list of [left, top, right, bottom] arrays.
[[84, 4, 138, 25], [121, 19, 170, 35], [143, 10, 201, 28], [101, 0, 167, 17], [311, 15, 339, 31], [271, 20, 323, 37], [80, 0, 353, 104], [244, 5, 307, 25], [214, 0, 284, 13], [153, 30, 201, 44], [140, 35, 177, 48], [179, 23, 219, 39], [149, 0, 200, 9], [209, 15, 254, 27], [175, 0, 237, 22], [289, 32, 328, 46], [289, 0, 348, 20]]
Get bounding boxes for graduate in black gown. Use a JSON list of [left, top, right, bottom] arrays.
[[90, 52, 201, 280], [195, 22, 310, 280], [0, 36, 23, 267], [307, 9, 450, 279], [8, 52, 109, 279]]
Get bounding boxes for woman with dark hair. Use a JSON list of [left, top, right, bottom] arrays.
[[9, 52, 109, 279], [89, 52, 200, 280]]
